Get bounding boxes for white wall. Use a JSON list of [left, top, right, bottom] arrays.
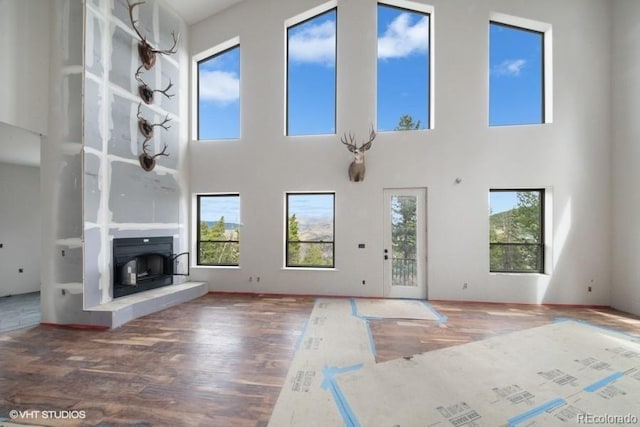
[[188, 0, 612, 304], [612, 0, 640, 316], [0, 162, 41, 297], [0, 0, 50, 136]]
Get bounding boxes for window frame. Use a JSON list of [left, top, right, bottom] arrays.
[[285, 192, 336, 269], [377, 0, 434, 131], [196, 193, 241, 267], [285, 4, 338, 137], [488, 12, 553, 126], [192, 37, 241, 141], [489, 189, 545, 274]]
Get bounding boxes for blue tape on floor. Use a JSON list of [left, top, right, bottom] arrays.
[[584, 371, 624, 393], [508, 397, 566, 426], [554, 317, 640, 341], [349, 299, 377, 358], [322, 364, 363, 427], [420, 301, 448, 324]]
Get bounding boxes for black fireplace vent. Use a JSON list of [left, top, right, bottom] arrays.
[[113, 237, 189, 299]]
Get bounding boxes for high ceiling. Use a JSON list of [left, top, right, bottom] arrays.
[[164, 0, 245, 25]]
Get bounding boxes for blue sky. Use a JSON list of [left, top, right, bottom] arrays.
[[490, 191, 519, 214], [197, 9, 542, 138], [288, 194, 334, 220], [489, 23, 543, 126], [200, 195, 240, 224]]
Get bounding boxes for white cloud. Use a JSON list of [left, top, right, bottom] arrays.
[[289, 20, 336, 65], [378, 13, 429, 59], [199, 70, 239, 104], [493, 59, 527, 77]]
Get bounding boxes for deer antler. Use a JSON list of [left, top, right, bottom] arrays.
[[137, 103, 172, 137], [135, 65, 175, 104], [359, 126, 377, 152], [142, 138, 169, 159], [340, 132, 358, 153], [127, 1, 148, 42], [128, 1, 180, 69]]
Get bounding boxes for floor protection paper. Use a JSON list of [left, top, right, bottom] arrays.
[[335, 320, 640, 426]]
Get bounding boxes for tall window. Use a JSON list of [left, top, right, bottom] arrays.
[[377, 3, 430, 131], [286, 193, 335, 268], [286, 8, 336, 136], [489, 22, 544, 126], [197, 194, 240, 266], [197, 44, 240, 139], [489, 189, 544, 273]]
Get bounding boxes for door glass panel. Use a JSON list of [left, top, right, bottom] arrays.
[[391, 195, 417, 287]]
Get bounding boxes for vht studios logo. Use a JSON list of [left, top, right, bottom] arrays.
[[9, 409, 87, 420]]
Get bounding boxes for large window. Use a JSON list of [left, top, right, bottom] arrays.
[[489, 21, 544, 126], [286, 193, 335, 268], [197, 44, 240, 139], [489, 189, 544, 273], [286, 8, 336, 136], [377, 3, 430, 131], [197, 194, 240, 266]]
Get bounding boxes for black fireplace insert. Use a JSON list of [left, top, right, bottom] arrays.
[[113, 237, 189, 298]]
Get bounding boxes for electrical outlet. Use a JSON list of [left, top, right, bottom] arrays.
[[249, 277, 253, 282], [362, 280, 366, 285], [0, 243, 3, 248], [588, 286, 592, 292], [61, 250, 65, 256], [256, 277, 260, 283], [18, 268, 23, 273], [463, 282, 468, 289]]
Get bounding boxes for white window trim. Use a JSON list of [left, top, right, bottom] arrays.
[[489, 12, 553, 124], [191, 36, 241, 141]]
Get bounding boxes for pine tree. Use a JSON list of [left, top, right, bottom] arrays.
[[288, 214, 301, 265], [395, 114, 422, 131]]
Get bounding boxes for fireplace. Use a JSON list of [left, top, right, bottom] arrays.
[[113, 237, 188, 298]]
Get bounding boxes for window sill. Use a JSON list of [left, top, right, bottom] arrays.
[[192, 265, 240, 270], [281, 267, 338, 272], [489, 272, 548, 277]]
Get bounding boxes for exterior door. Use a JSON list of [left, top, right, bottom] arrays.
[[383, 188, 427, 299]]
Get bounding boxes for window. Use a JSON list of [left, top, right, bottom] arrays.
[[377, 3, 430, 131], [197, 194, 240, 266], [489, 21, 544, 126], [197, 43, 240, 139], [286, 193, 335, 268], [489, 189, 544, 273], [286, 8, 336, 136]]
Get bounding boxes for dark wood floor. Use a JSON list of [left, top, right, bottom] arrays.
[[0, 294, 639, 426]]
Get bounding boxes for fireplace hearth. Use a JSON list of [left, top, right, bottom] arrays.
[[113, 237, 188, 298]]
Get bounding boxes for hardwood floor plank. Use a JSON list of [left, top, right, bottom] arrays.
[[1, 294, 639, 426]]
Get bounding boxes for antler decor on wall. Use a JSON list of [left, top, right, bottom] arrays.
[[340, 126, 377, 182], [128, 1, 179, 70], [127, 0, 179, 172], [135, 65, 174, 104]]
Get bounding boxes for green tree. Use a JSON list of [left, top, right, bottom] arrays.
[[395, 114, 421, 131], [391, 196, 417, 284], [199, 216, 239, 265], [288, 214, 301, 265], [303, 244, 327, 266]]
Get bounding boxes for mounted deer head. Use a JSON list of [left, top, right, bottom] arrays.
[[340, 127, 376, 182], [128, 1, 179, 70], [135, 66, 174, 104], [137, 103, 171, 138], [139, 138, 169, 172]]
